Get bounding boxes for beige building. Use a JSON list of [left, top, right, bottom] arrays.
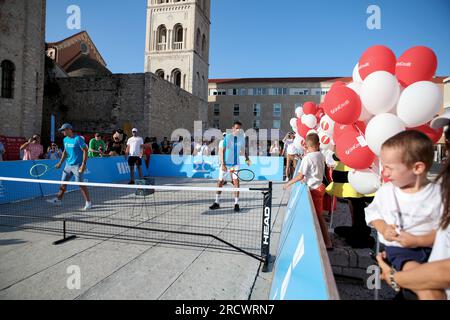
[[444, 77, 450, 112], [144, 0, 210, 101], [0, 0, 46, 138], [208, 77, 343, 134], [208, 76, 449, 135]]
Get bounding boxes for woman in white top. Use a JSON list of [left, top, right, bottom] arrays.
[[269, 140, 280, 157], [282, 133, 302, 181], [377, 128, 450, 299]]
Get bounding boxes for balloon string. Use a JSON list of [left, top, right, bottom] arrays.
[[354, 123, 364, 137]]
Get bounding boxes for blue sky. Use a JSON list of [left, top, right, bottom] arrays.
[[46, 0, 450, 78]]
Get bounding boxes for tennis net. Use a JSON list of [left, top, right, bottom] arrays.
[[0, 177, 272, 265]]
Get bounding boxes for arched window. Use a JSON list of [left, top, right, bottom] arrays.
[[155, 69, 165, 79], [157, 25, 167, 50], [202, 34, 207, 56], [196, 28, 201, 51], [1, 60, 15, 99], [172, 69, 182, 87], [173, 24, 183, 49]]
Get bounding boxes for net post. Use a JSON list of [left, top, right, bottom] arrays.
[[53, 220, 77, 245], [261, 181, 272, 272]]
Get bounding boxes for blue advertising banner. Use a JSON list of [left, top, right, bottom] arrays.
[[269, 162, 337, 300], [0, 155, 282, 204], [148, 155, 283, 181], [0, 157, 149, 204]]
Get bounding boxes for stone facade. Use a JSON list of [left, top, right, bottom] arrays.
[[42, 72, 207, 143], [144, 0, 210, 101], [0, 0, 46, 138]]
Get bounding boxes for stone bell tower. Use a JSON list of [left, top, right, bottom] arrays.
[[144, 0, 210, 101]]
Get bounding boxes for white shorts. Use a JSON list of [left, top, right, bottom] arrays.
[[218, 165, 239, 181]]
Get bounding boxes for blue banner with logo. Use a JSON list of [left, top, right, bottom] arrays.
[[0, 155, 282, 204], [0, 157, 150, 204], [148, 155, 283, 181], [269, 165, 337, 300]]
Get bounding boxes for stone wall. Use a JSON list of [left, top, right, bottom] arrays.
[[42, 72, 207, 144], [0, 0, 46, 138]]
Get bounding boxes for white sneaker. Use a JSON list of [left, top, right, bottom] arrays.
[[83, 202, 92, 211], [47, 198, 62, 205], [284, 177, 289, 182]]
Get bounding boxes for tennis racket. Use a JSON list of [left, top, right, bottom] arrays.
[[29, 163, 57, 178], [234, 169, 255, 182]]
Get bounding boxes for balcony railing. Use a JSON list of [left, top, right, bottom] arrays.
[[173, 42, 183, 50], [156, 43, 167, 51]]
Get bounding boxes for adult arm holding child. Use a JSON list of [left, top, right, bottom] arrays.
[[377, 253, 450, 296]]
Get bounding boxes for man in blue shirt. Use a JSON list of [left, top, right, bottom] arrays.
[[47, 123, 92, 210], [210, 121, 250, 212]]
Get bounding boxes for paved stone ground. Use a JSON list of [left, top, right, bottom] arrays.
[[0, 177, 287, 300], [324, 202, 396, 300]]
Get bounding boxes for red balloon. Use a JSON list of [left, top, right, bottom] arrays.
[[407, 123, 443, 144], [396, 46, 438, 88], [303, 102, 317, 115], [330, 81, 346, 91], [336, 131, 376, 170], [323, 86, 361, 125], [298, 123, 310, 138], [315, 108, 325, 120], [358, 45, 396, 80], [333, 121, 366, 142], [296, 118, 302, 134]]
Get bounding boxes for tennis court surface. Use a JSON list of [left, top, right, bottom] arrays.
[[0, 177, 287, 300]]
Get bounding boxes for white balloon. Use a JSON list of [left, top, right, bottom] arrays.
[[352, 63, 363, 83], [320, 142, 334, 152], [396, 81, 443, 127], [347, 81, 362, 94], [318, 132, 333, 150], [319, 115, 334, 135], [307, 129, 318, 136], [366, 113, 406, 156], [347, 82, 374, 121], [301, 114, 318, 129], [293, 135, 305, 150], [295, 106, 304, 118], [361, 71, 400, 115], [360, 107, 374, 122], [348, 169, 381, 194], [290, 118, 298, 129]]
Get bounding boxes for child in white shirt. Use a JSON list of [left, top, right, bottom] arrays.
[[284, 133, 332, 250], [365, 130, 443, 299]]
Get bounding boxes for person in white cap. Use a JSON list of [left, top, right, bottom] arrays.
[[431, 110, 450, 162], [125, 128, 144, 184]]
